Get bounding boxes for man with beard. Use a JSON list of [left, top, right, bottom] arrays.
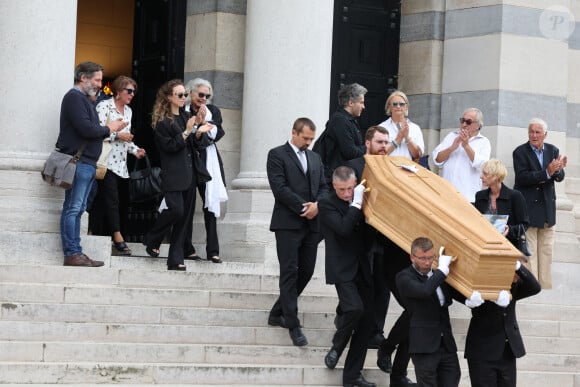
[[56, 61, 126, 267]]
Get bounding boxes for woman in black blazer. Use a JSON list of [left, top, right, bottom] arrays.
[[183, 78, 227, 263], [474, 159, 529, 251], [143, 79, 212, 270]]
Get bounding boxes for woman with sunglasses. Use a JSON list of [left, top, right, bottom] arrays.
[[378, 90, 424, 161], [143, 79, 213, 270], [89, 75, 145, 256], [183, 78, 228, 264]]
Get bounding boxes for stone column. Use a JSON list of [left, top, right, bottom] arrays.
[[223, 0, 334, 268], [0, 0, 78, 233]]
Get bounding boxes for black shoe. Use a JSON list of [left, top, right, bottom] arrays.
[[167, 264, 186, 271], [377, 346, 393, 373], [344, 374, 376, 387], [267, 314, 287, 328], [324, 347, 340, 369], [289, 327, 308, 346], [184, 253, 202, 261], [390, 375, 417, 387], [368, 333, 385, 349]]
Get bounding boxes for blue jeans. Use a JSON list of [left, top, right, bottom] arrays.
[[60, 161, 95, 257]]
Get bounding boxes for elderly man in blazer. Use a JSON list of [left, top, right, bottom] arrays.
[[465, 260, 541, 387], [319, 166, 375, 387], [395, 237, 461, 387], [266, 117, 328, 346], [513, 117, 567, 289]]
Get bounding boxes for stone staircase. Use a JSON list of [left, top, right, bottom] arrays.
[[1, 239, 580, 386]]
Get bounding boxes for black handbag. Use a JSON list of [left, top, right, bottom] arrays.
[[513, 224, 532, 257], [129, 155, 162, 203]]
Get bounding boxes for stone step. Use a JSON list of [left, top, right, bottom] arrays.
[[0, 362, 577, 386], [2, 338, 579, 369]]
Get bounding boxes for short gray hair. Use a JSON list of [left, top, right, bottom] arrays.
[[463, 107, 484, 128], [338, 83, 367, 108], [185, 78, 213, 104], [528, 117, 548, 133], [332, 166, 356, 182]]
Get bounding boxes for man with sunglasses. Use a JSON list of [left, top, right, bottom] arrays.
[[432, 108, 491, 202]]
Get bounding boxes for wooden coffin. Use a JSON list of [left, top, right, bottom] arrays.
[[361, 155, 522, 300]]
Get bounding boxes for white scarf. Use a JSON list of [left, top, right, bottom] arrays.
[[203, 108, 228, 216]]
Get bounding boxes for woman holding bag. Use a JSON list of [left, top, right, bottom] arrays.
[[89, 75, 145, 255], [143, 79, 213, 270], [474, 159, 530, 254], [184, 78, 228, 263]]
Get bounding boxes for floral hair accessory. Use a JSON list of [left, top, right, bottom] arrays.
[[102, 82, 113, 96]]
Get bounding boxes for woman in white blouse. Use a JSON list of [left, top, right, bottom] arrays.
[[89, 76, 145, 255]]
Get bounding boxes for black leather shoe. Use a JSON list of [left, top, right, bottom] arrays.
[[368, 333, 385, 349], [390, 375, 417, 387], [324, 347, 339, 369], [377, 346, 393, 373], [344, 374, 376, 387], [267, 314, 286, 328], [289, 327, 308, 346]]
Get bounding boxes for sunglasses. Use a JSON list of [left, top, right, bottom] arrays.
[[197, 92, 211, 99], [123, 88, 136, 95], [460, 118, 477, 125], [174, 93, 189, 99], [391, 102, 406, 107]]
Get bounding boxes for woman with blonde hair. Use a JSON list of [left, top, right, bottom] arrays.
[[377, 90, 424, 161], [474, 158, 529, 249]]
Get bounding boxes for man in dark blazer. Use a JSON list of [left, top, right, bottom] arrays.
[[266, 117, 329, 346], [319, 166, 375, 387], [321, 83, 368, 182], [395, 237, 460, 387], [465, 260, 541, 387], [513, 117, 567, 289]]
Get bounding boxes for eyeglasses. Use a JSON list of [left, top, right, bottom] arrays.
[[197, 92, 211, 99], [174, 93, 189, 99], [412, 254, 435, 262], [123, 88, 136, 95], [391, 102, 406, 107], [460, 118, 477, 125]]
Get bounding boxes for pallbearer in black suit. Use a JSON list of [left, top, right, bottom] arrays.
[[266, 117, 328, 346], [320, 166, 375, 387], [465, 260, 541, 387], [395, 237, 461, 387]]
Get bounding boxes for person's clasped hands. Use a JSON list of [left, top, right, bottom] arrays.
[[350, 182, 366, 209]]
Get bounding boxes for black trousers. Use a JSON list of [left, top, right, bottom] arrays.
[[371, 247, 390, 336], [144, 185, 193, 268], [333, 278, 374, 383], [467, 343, 517, 387], [184, 181, 219, 258], [88, 171, 129, 236], [269, 228, 320, 329], [380, 237, 413, 377], [412, 344, 461, 387]]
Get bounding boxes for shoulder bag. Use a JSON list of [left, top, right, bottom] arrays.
[[41, 143, 87, 189], [129, 155, 163, 203]]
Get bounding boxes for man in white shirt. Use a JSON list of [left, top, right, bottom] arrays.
[[432, 108, 491, 202]]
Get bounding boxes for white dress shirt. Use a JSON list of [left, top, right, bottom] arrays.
[[378, 117, 425, 160], [432, 131, 491, 202]]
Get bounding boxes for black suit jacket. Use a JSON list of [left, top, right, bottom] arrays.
[[513, 142, 565, 227], [396, 266, 463, 354], [464, 264, 541, 360], [474, 183, 529, 247], [319, 191, 370, 285], [267, 142, 328, 232], [154, 111, 193, 192], [325, 108, 366, 178]]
